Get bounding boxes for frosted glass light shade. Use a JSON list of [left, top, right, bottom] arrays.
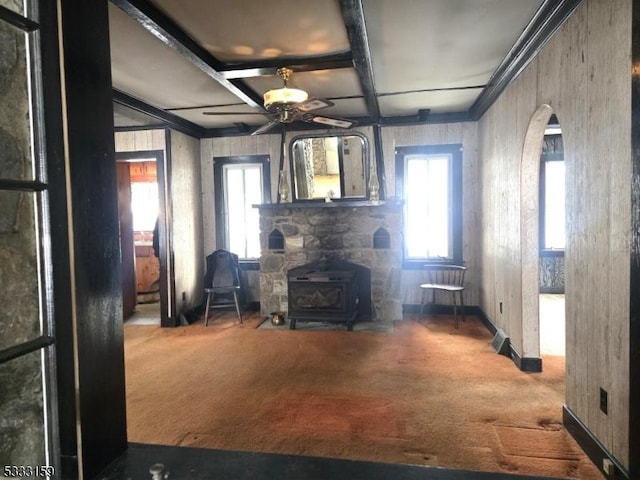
[[264, 87, 308, 108]]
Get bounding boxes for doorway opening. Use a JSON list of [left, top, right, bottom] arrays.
[[538, 116, 565, 357], [116, 150, 171, 326], [520, 105, 566, 366]]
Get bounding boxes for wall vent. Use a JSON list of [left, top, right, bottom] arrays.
[[491, 328, 510, 356]]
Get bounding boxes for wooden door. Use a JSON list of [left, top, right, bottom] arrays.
[[116, 163, 137, 318]]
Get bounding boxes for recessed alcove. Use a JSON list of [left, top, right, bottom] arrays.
[[373, 227, 391, 249], [268, 229, 284, 250]]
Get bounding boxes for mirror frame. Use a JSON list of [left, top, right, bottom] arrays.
[[288, 131, 370, 202]]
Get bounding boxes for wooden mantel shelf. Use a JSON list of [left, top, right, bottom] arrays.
[[253, 199, 403, 210]]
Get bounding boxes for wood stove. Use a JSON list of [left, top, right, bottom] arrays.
[[287, 261, 363, 331]]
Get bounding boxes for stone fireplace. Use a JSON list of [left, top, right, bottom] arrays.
[[256, 201, 403, 324]]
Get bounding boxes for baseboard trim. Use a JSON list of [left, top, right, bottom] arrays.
[[472, 307, 542, 373], [563, 405, 628, 479], [402, 303, 477, 316], [471, 306, 497, 335], [509, 345, 542, 372]]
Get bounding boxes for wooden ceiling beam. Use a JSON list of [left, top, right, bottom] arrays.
[[221, 52, 354, 79], [470, 0, 584, 120], [113, 89, 206, 138], [338, 0, 380, 122], [110, 0, 266, 111]]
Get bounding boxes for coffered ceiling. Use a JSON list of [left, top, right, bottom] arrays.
[[109, 0, 581, 136]]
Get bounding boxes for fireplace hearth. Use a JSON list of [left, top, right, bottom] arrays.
[[287, 261, 369, 331]]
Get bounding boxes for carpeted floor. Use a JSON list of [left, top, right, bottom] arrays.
[[123, 312, 603, 479]]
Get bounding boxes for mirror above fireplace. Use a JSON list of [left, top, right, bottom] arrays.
[[289, 132, 369, 201]]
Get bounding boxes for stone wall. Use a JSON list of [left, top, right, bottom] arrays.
[[258, 201, 403, 323], [0, 4, 46, 466]]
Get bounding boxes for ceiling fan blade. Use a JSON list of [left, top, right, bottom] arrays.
[[203, 111, 265, 115], [251, 120, 279, 135], [296, 98, 334, 112], [308, 115, 357, 129]]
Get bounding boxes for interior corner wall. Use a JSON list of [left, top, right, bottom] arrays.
[[478, 0, 631, 469], [169, 129, 204, 315]]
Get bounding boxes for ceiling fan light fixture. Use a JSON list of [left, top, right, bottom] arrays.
[[263, 87, 308, 108]]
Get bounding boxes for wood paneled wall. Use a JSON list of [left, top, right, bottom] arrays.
[[200, 134, 281, 258], [168, 130, 204, 316], [478, 0, 631, 468], [380, 123, 480, 306], [115, 128, 166, 152]]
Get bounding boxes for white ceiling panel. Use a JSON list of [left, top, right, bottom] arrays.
[[172, 108, 267, 129], [318, 97, 369, 119], [109, 3, 242, 110], [150, 0, 350, 62], [378, 89, 484, 117], [363, 0, 544, 93]]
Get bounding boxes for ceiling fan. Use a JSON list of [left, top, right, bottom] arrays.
[[203, 67, 357, 135]]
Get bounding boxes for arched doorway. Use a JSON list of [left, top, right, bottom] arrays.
[[520, 104, 554, 361]]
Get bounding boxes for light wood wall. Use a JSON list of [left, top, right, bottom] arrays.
[[114, 128, 166, 152], [168, 130, 204, 316], [478, 0, 631, 468], [200, 134, 281, 302], [380, 123, 480, 306]]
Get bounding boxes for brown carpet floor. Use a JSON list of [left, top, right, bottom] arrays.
[[124, 312, 603, 479]]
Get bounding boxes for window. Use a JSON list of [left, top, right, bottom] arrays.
[[395, 145, 462, 266], [214, 155, 271, 261], [539, 133, 565, 251], [130, 182, 159, 231]]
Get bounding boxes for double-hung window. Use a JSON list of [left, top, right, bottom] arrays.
[[395, 144, 463, 266], [214, 155, 271, 262]]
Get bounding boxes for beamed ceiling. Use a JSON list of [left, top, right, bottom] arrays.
[[109, 0, 582, 137]]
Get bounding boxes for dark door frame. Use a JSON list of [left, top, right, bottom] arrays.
[[116, 150, 173, 327]]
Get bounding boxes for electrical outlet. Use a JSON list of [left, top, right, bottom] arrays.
[[600, 387, 608, 415]]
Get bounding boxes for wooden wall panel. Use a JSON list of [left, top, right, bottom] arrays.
[[200, 133, 282, 257], [478, 0, 631, 468], [169, 130, 204, 317], [114, 128, 166, 152], [380, 123, 480, 307]]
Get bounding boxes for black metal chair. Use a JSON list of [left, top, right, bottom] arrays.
[[420, 265, 466, 328], [203, 249, 243, 326]]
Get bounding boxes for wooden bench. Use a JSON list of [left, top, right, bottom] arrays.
[[419, 265, 466, 328]]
